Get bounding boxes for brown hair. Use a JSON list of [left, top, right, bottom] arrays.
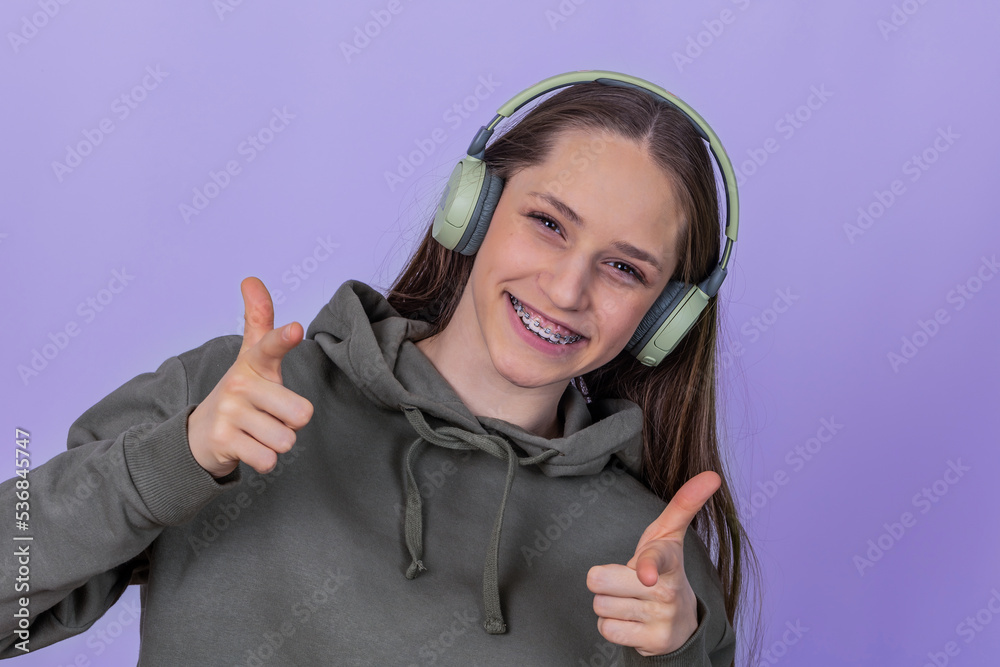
[[381, 81, 763, 665]]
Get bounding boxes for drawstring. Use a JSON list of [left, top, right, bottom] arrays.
[[399, 404, 558, 634]]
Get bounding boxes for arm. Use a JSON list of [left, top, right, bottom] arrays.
[[0, 338, 243, 657]]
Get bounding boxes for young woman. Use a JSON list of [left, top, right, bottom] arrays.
[[1, 71, 760, 665]]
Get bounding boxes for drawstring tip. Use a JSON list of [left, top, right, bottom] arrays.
[[405, 559, 427, 579], [484, 617, 507, 635]]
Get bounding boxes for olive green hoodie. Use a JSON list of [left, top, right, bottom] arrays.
[[0, 279, 735, 665]]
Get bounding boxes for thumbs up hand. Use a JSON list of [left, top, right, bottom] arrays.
[[187, 277, 315, 478], [586, 471, 722, 657]]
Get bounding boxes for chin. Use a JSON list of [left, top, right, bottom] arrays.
[[490, 348, 574, 389]]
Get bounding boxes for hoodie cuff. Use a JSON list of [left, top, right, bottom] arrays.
[[618, 595, 712, 667], [124, 404, 242, 526]]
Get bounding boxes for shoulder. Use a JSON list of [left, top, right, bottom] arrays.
[[170, 334, 244, 398], [176, 334, 335, 383]]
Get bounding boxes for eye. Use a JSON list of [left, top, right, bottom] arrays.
[[608, 260, 644, 283], [529, 212, 562, 235]]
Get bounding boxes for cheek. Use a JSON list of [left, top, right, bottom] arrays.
[[471, 226, 510, 279], [596, 292, 642, 327], [482, 219, 542, 272], [606, 293, 659, 341]]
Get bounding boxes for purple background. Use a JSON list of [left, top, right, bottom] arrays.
[[3, 1, 999, 665]]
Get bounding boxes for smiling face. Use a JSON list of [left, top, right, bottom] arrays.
[[459, 127, 686, 389]]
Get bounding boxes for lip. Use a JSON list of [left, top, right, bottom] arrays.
[[507, 292, 585, 338], [505, 292, 586, 356]]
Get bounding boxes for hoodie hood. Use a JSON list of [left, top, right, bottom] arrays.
[[305, 279, 646, 475], [304, 279, 647, 634]]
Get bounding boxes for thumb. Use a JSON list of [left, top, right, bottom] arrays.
[[240, 277, 275, 353], [239, 277, 302, 383], [628, 471, 722, 584]]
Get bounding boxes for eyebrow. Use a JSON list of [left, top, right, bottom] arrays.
[[527, 191, 665, 277]]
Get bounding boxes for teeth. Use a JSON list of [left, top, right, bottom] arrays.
[[508, 294, 581, 345]]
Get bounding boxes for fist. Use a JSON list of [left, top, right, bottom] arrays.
[[187, 277, 314, 478]]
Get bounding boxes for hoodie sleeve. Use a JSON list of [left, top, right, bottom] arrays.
[[0, 337, 243, 657], [617, 593, 736, 666]]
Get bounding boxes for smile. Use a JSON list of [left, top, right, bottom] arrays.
[[508, 293, 583, 345]]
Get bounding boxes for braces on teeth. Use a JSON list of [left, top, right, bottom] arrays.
[[509, 294, 581, 344]]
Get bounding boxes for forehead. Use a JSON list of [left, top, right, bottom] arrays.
[[529, 128, 680, 218]]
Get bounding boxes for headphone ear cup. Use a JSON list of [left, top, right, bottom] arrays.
[[432, 157, 484, 252], [627, 281, 710, 367], [455, 168, 504, 255], [627, 280, 685, 351], [432, 158, 504, 255]]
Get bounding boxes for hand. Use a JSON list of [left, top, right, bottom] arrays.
[[586, 471, 722, 657], [187, 277, 314, 478]]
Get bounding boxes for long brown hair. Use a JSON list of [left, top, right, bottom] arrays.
[[380, 81, 763, 665]]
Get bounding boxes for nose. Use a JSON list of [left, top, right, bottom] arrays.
[[539, 252, 591, 314]]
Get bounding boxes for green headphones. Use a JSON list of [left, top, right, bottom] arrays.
[[431, 69, 740, 367]]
